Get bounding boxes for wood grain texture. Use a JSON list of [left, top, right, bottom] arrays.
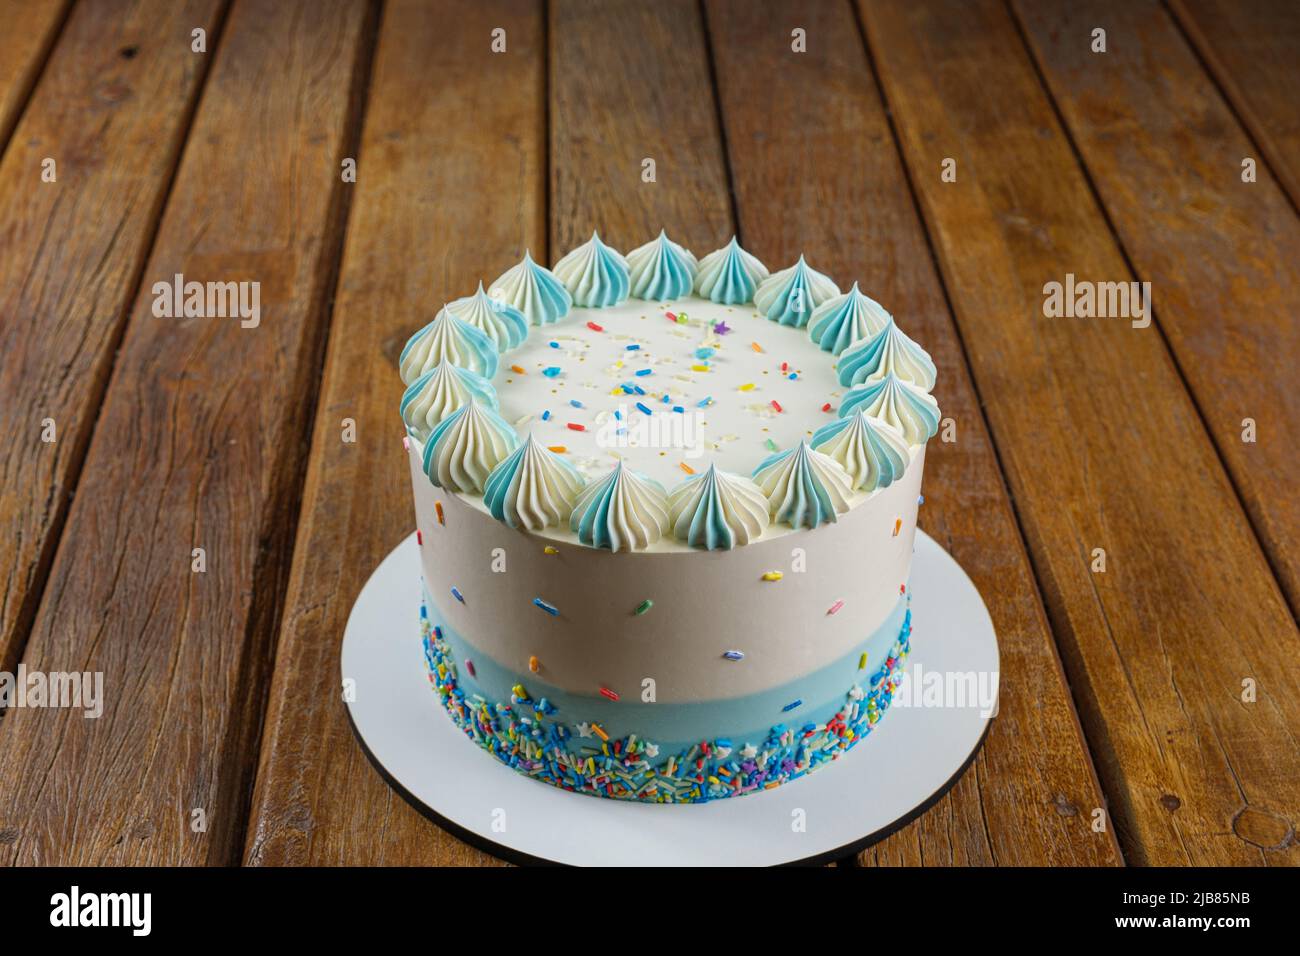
[[549, 0, 732, 253], [243, 0, 543, 867], [706, 0, 1118, 867], [0, 0, 374, 865], [859, 0, 1300, 865], [0, 0, 70, 151], [1170, 0, 1300, 212], [0, 0, 222, 678], [1012, 0, 1300, 627]]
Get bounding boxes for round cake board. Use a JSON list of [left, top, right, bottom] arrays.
[[343, 529, 999, 866]]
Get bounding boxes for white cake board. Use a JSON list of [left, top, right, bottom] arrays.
[[343, 529, 999, 866]]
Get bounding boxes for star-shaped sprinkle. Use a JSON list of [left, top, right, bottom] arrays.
[[576, 722, 592, 738], [740, 743, 757, 760], [715, 745, 732, 759], [713, 321, 730, 335], [644, 743, 659, 758], [849, 685, 865, 701]]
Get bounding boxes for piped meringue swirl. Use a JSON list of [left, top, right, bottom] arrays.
[[839, 373, 941, 445], [754, 255, 841, 327], [400, 362, 499, 441], [627, 230, 698, 301], [837, 319, 937, 390], [668, 464, 770, 550], [811, 412, 910, 492], [808, 282, 893, 355], [553, 231, 631, 307], [448, 281, 529, 351], [483, 433, 587, 531], [751, 440, 853, 530], [489, 250, 573, 326], [399, 306, 500, 384], [569, 460, 670, 552], [694, 237, 769, 304], [421, 399, 520, 494]]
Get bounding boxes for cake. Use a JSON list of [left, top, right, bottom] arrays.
[[398, 231, 940, 803]]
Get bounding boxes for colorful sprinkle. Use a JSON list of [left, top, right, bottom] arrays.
[[672, 405, 685, 413], [827, 600, 845, 616], [822, 402, 832, 412], [599, 686, 620, 702], [782, 699, 803, 713], [761, 571, 783, 582], [543, 546, 559, 555], [625, 343, 641, 351], [567, 422, 586, 432], [451, 586, 465, 604], [665, 311, 677, 323], [529, 655, 540, 673], [680, 462, 695, 475], [634, 599, 653, 615], [750, 342, 763, 353], [548, 340, 560, 348], [697, 396, 713, 407], [402, 436, 410, 451], [765, 438, 778, 452], [634, 368, 653, 377], [635, 401, 653, 416], [510, 364, 525, 374], [893, 518, 902, 536], [586, 321, 604, 332], [569, 399, 585, 408], [713, 321, 730, 335], [591, 723, 609, 741], [787, 372, 798, 380], [543, 366, 561, 377], [695, 347, 715, 360], [691, 364, 711, 372], [533, 597, 559, 616], [722, 650, 745, 662], [739, 383, 755, 392], [917, 494, 925, 506], [512, 683, 529, 701], [435, 501, 445, 525], [465, 659, 476, 677], [541, 409, 552, 421], [770, 400, 783, 413], [858, 652, 868, 670], [416, 529, 423, 545]]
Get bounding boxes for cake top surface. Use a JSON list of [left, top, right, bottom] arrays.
[[398, 231, 940, 553]]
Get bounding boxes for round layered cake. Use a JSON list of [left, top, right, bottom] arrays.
[[398, 231, 941, 803]]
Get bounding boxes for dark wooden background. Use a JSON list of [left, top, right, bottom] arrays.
[[0, 0, 1295, 866]]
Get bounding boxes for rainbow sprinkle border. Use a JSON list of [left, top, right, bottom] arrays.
[[422, 607, 911, 804]]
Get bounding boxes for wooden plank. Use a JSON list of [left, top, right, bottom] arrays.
[[858, 0, 1300, 865], [549, 0, 732, 252], [1170, 0, 1300, 212], [0, 0, 223, 679], [243, 0, 542, 867], [0, 0, 70, 151], [706, 0, 1119, 866], [1012, 0, 1300, 627], [0, 0, 374, 866]]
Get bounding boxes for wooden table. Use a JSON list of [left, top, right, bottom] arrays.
[[0, 0, 1295, 867]]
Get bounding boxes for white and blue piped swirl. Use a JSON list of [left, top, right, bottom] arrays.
[[448, 281, 530, 351], [569, 460, 670, 552], [668, 464, 770, 550], [754, 255, 840, 327], [399, 307, 500, 384], [489, 250, 573, 326], [422, 399, 520, 494], [400, 362, 499, 442], [839, 373, 941, 445], [751, 440, 853, 530], [627, 230, 699, 301], [836, 319, 936, 389], [811, 412, 910, 492], [694, 237, 769, 304], [553, 231, 630, 308], [808, 282, 893, 355], [483, 433, 587, 532]]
